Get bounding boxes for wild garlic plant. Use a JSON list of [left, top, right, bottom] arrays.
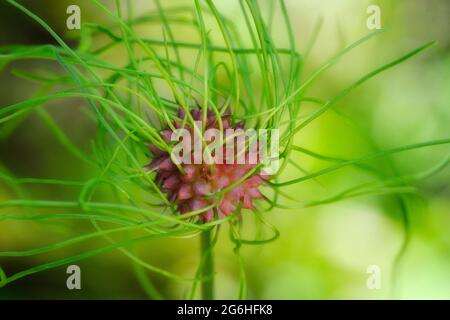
[[0, 0, 448, 299]]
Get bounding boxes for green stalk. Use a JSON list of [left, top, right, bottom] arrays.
[[201, 229, 214, 300]]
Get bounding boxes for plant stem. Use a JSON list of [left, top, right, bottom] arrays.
[[201, 228, 214, 300]]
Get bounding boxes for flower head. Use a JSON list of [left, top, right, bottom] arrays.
[[148, 108, 269, 222]]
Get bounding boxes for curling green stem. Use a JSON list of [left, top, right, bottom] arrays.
[[201, 229, 214, 300]]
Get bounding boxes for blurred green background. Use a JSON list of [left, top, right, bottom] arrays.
[[0, 0, 449, 299]]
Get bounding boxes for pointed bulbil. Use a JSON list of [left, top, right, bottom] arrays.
[[147, 107, 269, 222]]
